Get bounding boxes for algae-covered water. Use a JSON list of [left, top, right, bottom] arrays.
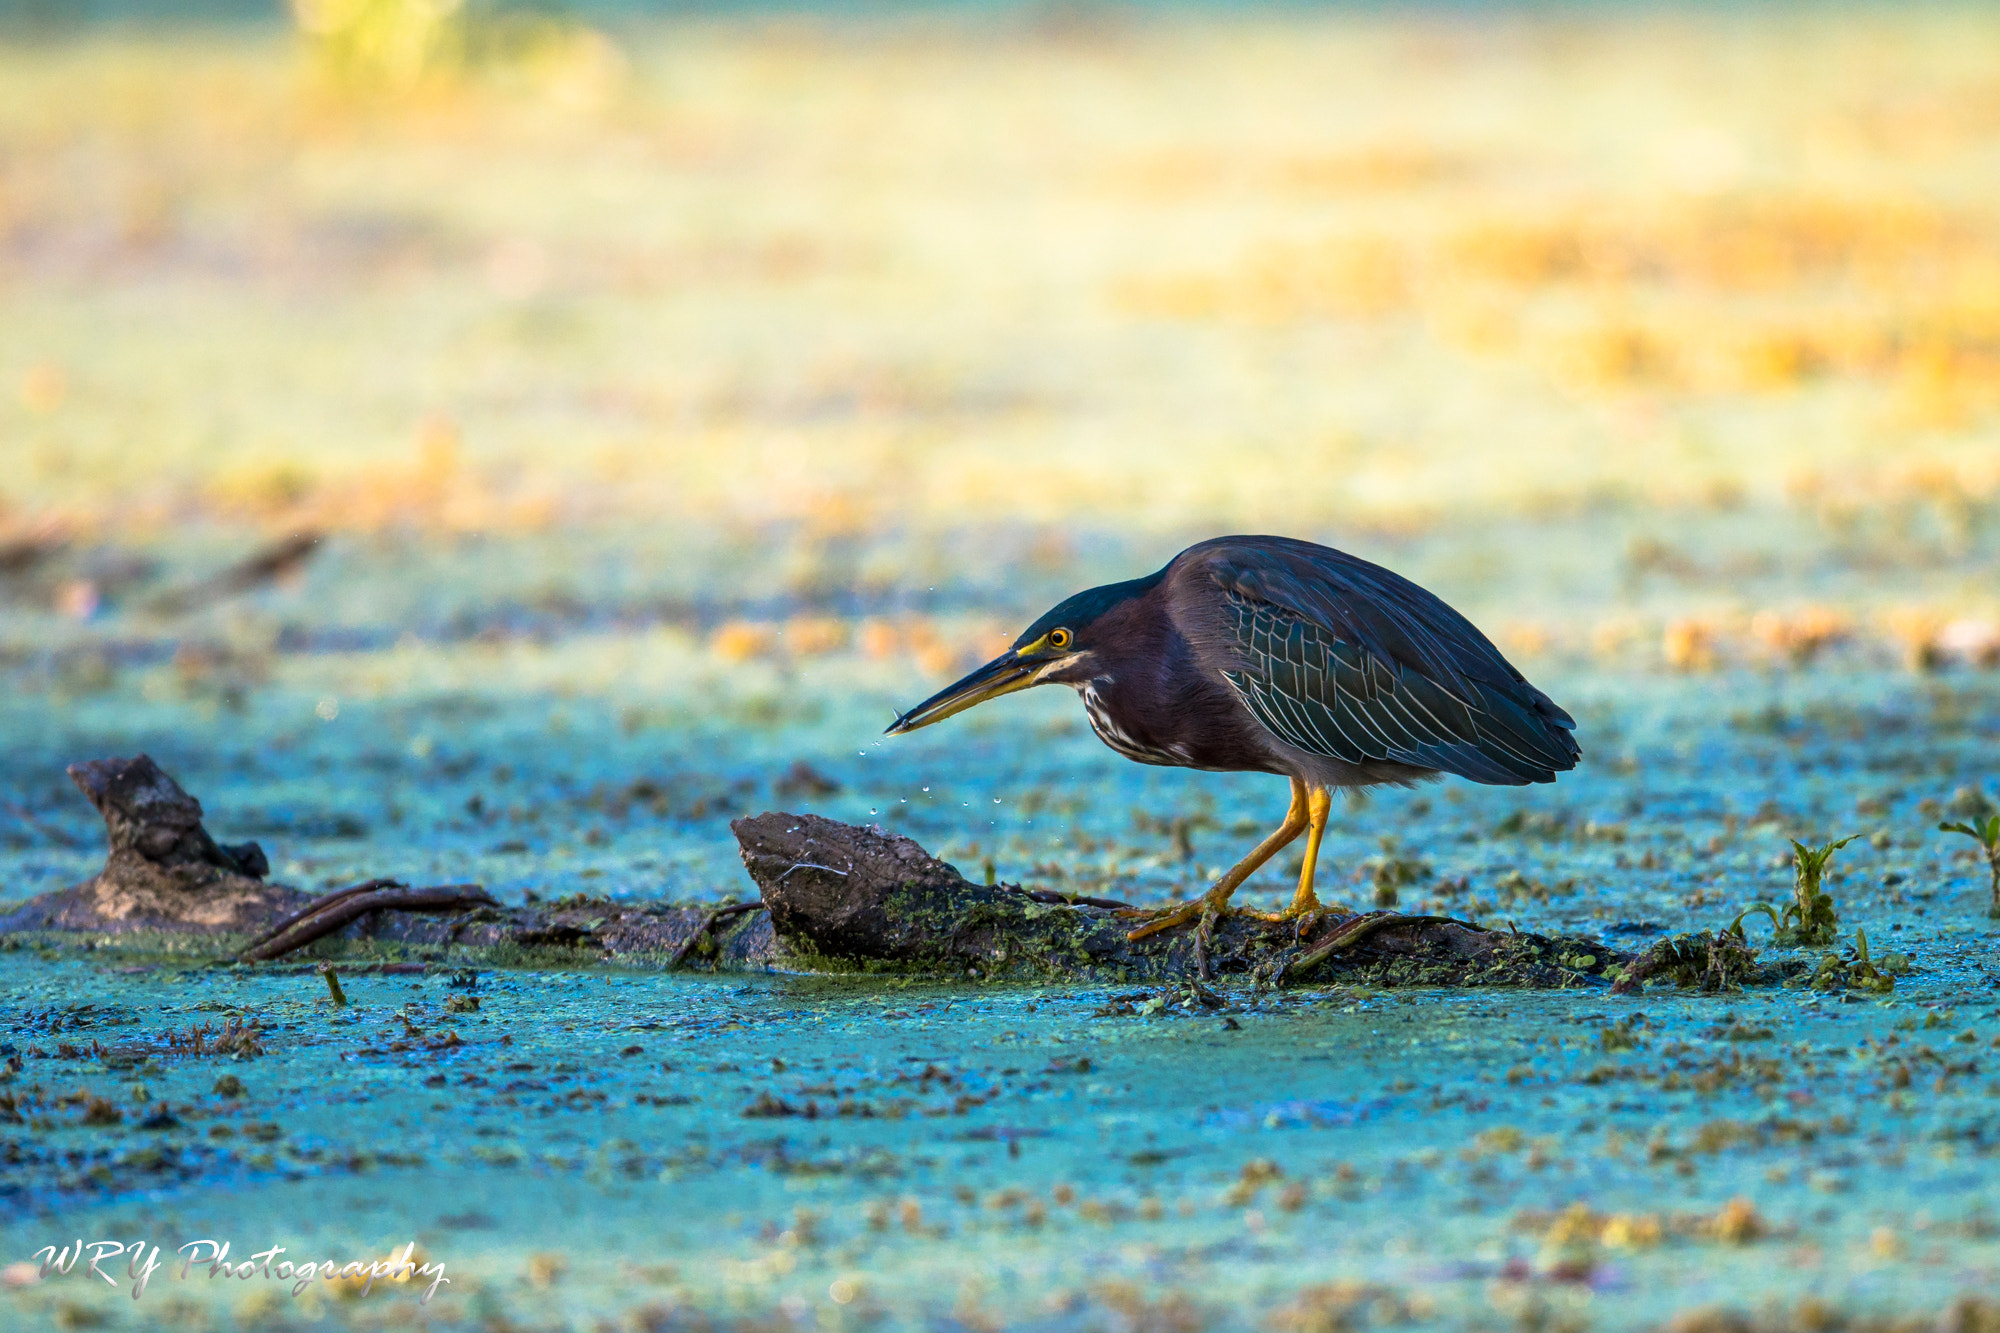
[[2, 952, 1998, 1333], [4, 594, 2000, 1329]]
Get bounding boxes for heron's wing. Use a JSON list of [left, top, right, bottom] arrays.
[[1190, 538, 1580, 785]]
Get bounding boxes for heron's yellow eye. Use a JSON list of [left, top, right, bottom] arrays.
[[1048, 628, 1072, 650]]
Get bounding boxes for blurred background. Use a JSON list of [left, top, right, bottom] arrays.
[[1, 0, 1997, 906]]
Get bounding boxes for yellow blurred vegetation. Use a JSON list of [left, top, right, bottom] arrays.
[[292, 0, 467, 90], [0, 6, 1996, 577], [1516, 1195, 1766, 1266], [708, 614, 1008, 679], [290, 0, 622, 101], [18, 361, 67, 415], [1118, 194, 2000, 412]]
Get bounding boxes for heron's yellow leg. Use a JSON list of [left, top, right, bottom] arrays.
[[1288, 786, 1335, 916], [1122, 779, 1309, 941], [1237, 785, 1353, 924]]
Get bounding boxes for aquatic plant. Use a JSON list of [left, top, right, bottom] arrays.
[[1936, 814, 2000, 918], [162, 1018, 267, 1058], [1725, 901, 1782, 941], [1847, 928, 1892, 992], [1802, 928, 1895, 994], [1776, 835, 1857, 946]]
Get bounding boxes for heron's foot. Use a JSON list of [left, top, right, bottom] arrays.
[[1119, 889, 1232, 942], [1238, 884, 1363, 942], [1238, 899, 1359, 931], [1120, 893, 1359, 942]]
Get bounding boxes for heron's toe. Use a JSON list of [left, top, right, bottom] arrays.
[[1123, 902, 1204, 941], [1121, 890, 1232, 941]]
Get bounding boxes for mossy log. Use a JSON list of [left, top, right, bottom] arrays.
[[731, 811, 1630, 987], [0, 757, 1635, 987]]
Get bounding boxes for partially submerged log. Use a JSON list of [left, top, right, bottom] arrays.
[[0, 756, 1661, 989], [0, 755, 778, 966], [0, 757, 517, 957], [732, 811, 1631, 987], [0, 756, 308, 934], [307, 893, 777, 969]]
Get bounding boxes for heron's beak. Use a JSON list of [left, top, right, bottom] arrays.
[[885, 650, 1040, 735]]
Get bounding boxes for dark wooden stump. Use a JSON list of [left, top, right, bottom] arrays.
[[0, 756, 308, 934], [0, 756, 507, 956], [0, 753, 775, 967]]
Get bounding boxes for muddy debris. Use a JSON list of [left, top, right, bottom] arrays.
[[773, 759, 843, 799], [1612, 930, 1765, 996]]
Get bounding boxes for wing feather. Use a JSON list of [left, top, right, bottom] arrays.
[[1193, 538, 1580, 785]]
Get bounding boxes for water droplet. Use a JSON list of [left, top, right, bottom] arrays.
[[869, 808, 878, 815], [922, 786, 930, 792]]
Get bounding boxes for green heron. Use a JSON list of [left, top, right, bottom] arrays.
[[885, 535, 1579, 939]]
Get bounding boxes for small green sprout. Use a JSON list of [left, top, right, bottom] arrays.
[[317, 962, 347, 1007], [1777, 835, 1857, 946], [1725, 902, 1782, 940], [1937, 814, 2000, 919]]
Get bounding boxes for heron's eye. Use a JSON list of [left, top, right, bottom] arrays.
[[1048, 628, 1072, 650]]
